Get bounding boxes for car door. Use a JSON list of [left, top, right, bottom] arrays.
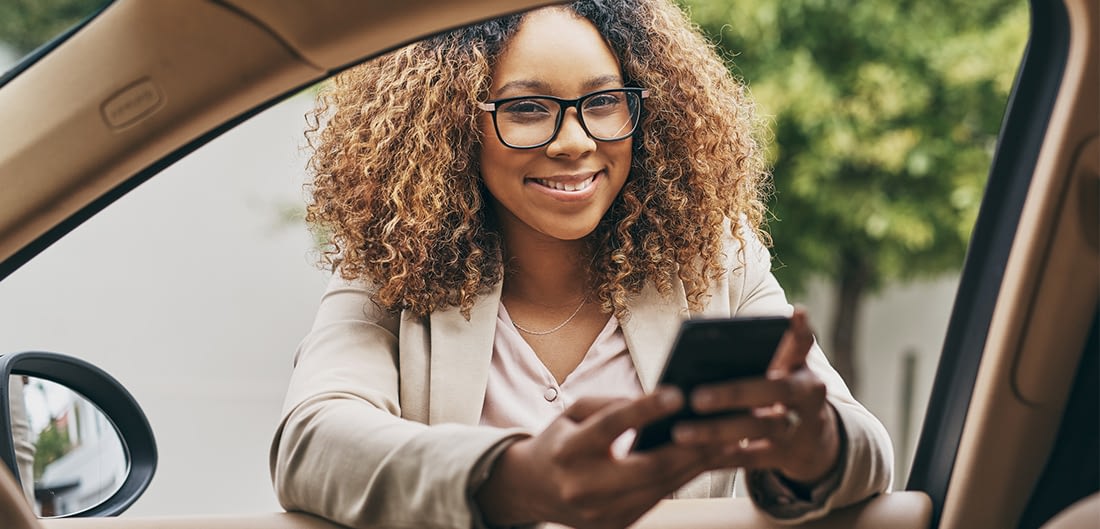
[[906, 0, 1098, 527], [0, 0, 1095, 528]]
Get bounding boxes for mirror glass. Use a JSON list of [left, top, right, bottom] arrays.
[[8, 375, 129, 517]]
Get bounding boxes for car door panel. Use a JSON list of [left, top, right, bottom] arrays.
[[38, 514, 347, 529], [31, 497, 932, 529], [1011, 134, 1097, 404], [936, 0, 1098, 526], [619, 494, 932, 529], [5, 457, 932, 529], [1039, 493, 1100, 529], [3, 455, 934, 529]]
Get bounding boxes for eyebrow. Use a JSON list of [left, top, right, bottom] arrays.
[[494, 74, 624, 97]]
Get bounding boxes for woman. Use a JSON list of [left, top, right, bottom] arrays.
[[270, 1, 893, 528]]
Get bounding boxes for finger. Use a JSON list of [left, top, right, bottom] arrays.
[[565, 462, 702, 529], [570, 443, 705, 500], [723, 434, 829, 475], [561, 388, 684, 458], [768, 307, 815, 375], [692, 365, 827, 415], [710, 437, 783, 470], [671, 413, 789, 445], [770, 366, 828, 411], [690, 439, 778, 474], [553, 443, 707, 513], [593, 458, 709, 524], [690, 376, 791, 414], [694, 429, 817, 472], [711, 405, 838, 478]]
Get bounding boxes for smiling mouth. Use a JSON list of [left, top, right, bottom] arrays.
[[532, 174, 596, 192]]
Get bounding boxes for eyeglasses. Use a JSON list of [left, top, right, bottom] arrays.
[[478, 87, 649, 149]]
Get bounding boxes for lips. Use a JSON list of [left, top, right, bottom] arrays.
[[527, 171, 600, 193], [533, 174, 595, 192]]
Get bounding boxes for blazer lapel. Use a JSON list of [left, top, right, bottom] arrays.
[[428, 282, 502, 425], [621, 281, 690, 393], [426, 278, 686, 422]]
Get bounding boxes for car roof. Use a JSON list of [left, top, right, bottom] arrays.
[[0, 0, 562, 280]]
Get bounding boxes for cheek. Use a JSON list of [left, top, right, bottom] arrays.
[[478, 146, 518, 193], [610, 140, 634, 175], [477, 144, 527, 208], [478, 121, 515, 172]]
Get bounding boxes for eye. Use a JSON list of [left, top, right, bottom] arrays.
[[499, 98, 553, 117], [583, 92, 624, 110]]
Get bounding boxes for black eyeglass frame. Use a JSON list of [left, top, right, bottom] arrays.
[[478, 87, 650, 150]]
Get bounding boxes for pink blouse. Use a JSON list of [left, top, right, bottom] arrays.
[[479, 304, 645, 456]]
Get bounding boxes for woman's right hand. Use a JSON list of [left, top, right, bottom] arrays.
[[475, 388, 724, 529]]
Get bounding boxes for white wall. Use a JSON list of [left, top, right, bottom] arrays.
[[0, 95, 328, 515], [792, 276, 959, 482]]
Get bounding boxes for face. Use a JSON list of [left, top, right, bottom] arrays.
[[479, 8, 633, 243]]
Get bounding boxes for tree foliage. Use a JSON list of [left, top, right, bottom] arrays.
[[32, 418, 72, 480], [0, 0, 105, 55], [681, 0, 1028, 389]]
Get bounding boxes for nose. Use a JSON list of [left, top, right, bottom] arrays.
[[546, 108, 596, 158]]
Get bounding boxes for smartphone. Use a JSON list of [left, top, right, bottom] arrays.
[[632, 315, 790, 452]]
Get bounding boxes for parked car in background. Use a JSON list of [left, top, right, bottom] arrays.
[[0, 0, 1095, 528]]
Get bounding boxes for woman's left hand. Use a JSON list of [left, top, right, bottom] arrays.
[[669, 308, 842, 485]]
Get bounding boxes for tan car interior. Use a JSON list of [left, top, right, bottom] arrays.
[[935, 0, 1097, 526], [0, 0, 1094, 528]]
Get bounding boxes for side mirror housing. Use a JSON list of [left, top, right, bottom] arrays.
[[0, 351, 156, 517]]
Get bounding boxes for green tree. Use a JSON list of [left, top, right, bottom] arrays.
[[681, 0, 1028, 392], [32, 418, 72, 480], [0, 0, 105, 55]]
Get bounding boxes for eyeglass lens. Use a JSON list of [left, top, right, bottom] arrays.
[[494, 90, 642, 148]]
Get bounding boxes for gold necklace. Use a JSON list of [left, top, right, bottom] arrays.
[[511, 298, 586, 336]]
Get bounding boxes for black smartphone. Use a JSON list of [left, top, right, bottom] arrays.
[[632, 315, 791, 452]]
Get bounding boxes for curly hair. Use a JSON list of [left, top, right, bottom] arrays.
[[305, 0, 771, 319]]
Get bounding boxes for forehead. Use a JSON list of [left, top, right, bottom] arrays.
[[490, 8, 623, 96]]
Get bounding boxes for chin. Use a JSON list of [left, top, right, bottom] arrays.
[[539, 221, 601, 241]]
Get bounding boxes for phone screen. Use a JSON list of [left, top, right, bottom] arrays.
[[632, 316, 790, 452]]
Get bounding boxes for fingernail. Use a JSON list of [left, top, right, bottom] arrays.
[[694, 389, 715, 409], [658, 388, 683, 411], [673, 425, 696, 442], [766, 369, 785, 380]]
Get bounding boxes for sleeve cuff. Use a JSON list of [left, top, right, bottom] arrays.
[[467, 433, 534, 529]]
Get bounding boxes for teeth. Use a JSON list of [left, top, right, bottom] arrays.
[[537, 175, 595, 192]]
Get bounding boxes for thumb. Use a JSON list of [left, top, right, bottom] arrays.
[[768, 307, 814, 375]]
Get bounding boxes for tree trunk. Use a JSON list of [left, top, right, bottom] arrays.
[[829, 250, 870, 396]]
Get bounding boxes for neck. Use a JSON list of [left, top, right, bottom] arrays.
[[499, 225, 591, 308]]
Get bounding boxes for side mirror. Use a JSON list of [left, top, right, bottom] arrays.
[[0, 351, 156, 517]]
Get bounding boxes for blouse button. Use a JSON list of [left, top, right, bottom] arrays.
[[543, 387, 559, 402]]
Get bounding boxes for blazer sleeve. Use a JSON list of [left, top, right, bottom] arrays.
[[269, 274, 526, 529], [730, 233, 895, 523]]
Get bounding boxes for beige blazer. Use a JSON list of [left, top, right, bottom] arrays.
[[270, 235, 893, 528]]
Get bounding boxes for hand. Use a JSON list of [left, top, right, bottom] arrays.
[[476, 389, 726, 529], [669, 308, 841, 484]]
